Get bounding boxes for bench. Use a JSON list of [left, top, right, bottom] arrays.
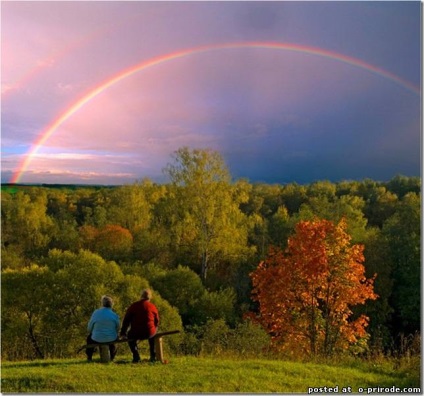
[[82, 330, 181, 363]]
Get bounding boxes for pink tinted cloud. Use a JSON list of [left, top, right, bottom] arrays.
[[3, 2, 419, 184], [23, 46, 390, 182]]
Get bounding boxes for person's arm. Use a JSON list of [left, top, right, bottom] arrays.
[[115, 314, 120, 335], [87, 312, 95, 334], [154, 305, 159, 328], [120, 306, 132, 336]]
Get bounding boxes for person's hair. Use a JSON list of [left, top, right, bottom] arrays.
[[101, 295, 113, 308], [141, 289, 152, 300]]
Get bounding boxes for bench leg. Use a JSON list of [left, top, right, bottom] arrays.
[[154, 336, 164, 363], [99, 344, 110, 363]]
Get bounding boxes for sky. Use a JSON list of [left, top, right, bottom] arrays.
[[1, 1, 422, 185]]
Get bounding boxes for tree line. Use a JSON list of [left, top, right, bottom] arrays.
[[1, 147, 420, 360]]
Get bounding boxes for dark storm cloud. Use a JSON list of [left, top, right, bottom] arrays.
[[2, 1, 421, 184]]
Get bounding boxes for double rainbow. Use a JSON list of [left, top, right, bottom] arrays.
[[10, 41, 420, 184]]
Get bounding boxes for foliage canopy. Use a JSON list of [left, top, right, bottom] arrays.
[[250, 218, 378, 356]]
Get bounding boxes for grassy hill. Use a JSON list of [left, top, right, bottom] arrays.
[[1, 355, 420, 393]]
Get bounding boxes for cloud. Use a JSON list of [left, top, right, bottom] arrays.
[[56, 83, 75, 94], [2, 2, 420, 185], [12, 169, 138, 185]]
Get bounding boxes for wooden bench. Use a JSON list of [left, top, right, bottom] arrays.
[[152, 330, 180, 363], [82, 330, 181, 363]]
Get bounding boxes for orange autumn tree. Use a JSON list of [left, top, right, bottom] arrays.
[[94, 224, 133, 261], [249, 218, 377, 356], [79, 224, 133, 261]]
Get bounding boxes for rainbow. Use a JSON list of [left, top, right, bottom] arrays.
[[11, 41, 420, 183]]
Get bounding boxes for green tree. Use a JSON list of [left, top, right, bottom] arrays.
[[43, 250, 126, 356], [74, 189, 108, 227], [105, 182, 152, 234], [1, 189, 53, 259], [46, 190, 80, 251], [254, 184, 283, 217], [280, 183, 308, 215], [117, 273, 184, 353], [268, 205, 293, 249], [2, 265, 54, 359], [193, 287, 237, 327], [2, 249, 183, 359], [336, 180, 360, 197], [382, 193, 420, 335], [164, 147, 252, 282], [294, 195, 367, 243], [1, 245, 27, 270], [359, 227, 394, 351], [363, 187, 398, 228], [149, 265, 205, 325], [239, 184, 271, 260], [386, 175, 420, 199], [132, 182, 169, 265], [307, 180, 337, 200]]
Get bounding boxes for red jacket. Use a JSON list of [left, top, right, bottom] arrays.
[[120, 299, 159, 339]]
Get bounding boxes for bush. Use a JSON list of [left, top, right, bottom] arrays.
[[200, 319, 231, 356], [1, 251, 184, 360], [192, 288, 237, 326], [179, 330, 202, 356], [135, 262, 167, 281], [151, 294, 184, 354], [229, 320, 271, 357], [140, 265, 237, 328], [195, 318, 272, 358], [149, 265, 205, 324]]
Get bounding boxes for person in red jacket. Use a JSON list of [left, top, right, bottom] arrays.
[[120, 289, 160, 363]]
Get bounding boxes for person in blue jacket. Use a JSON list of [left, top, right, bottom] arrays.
[[86, 295, 120, 361]]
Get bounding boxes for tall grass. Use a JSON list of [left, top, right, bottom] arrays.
[[1, 355, 420, 393]]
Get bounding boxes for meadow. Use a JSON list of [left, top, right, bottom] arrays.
[[1, 354, 421, 393]]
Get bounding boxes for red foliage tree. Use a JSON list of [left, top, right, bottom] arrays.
[[249, 218, 377, 356], [79, 224, 133, 261], [94, 224, 133, 261]]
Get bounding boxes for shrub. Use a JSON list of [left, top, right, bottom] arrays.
[[179, 330, 202, 356], [192, 288, 237, 326], [149, 265, 205, 324], [196, 319, 272, 358], [1, 251, 184, 360], [200, 319, 231, 356], [151, 294, 184, 353], [136, 262, 167, 281], [229, 320, 271, 357]]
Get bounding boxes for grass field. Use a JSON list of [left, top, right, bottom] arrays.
[[1, 355, 421, 393]]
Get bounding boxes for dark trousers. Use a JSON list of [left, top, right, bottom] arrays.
[[128, 337, 155, 362], [86, 334, 117, 361]]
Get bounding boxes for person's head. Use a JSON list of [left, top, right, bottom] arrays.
[[101, 295, 113, 308], [141, 289, 152, 300]]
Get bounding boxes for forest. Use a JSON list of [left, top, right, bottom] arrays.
[[1, 147, 421, 362]]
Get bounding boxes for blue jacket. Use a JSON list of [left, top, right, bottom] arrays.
[[87, 307, 120, 343]]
